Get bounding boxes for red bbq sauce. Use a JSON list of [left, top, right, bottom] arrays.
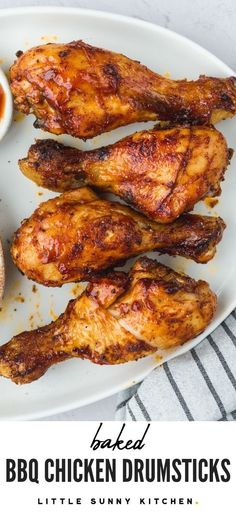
[[0, 84, 5, 119]]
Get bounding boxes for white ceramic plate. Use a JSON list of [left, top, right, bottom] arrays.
[[0, 7, 236, 420]]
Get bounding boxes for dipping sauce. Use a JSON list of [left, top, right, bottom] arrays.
[[0, 84, 5, 119]]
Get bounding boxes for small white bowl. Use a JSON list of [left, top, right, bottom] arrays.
[[0, 67, 13, 141]]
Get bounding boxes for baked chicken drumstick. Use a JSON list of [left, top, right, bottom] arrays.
[[19, 125, 231, 223], [0, 257, 216, 384], [11, 187, 225, 287], [10, 40, 236, 139]]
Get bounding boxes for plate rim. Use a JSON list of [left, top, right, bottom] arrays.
[[0, 5, 236, 420], [0, 5, 235, 74]]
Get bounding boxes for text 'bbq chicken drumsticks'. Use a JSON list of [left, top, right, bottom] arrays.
[[10, 41, 236, 139], [11, 188, 225, 287], [19, 125, 232, 223], [0, 257, 216, 384]]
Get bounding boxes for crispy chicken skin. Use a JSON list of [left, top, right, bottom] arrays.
[[11, 187, 225, 287], [19, 125, 231, 223], [10, 40, 236, 139], [0, 257, 216, 384]]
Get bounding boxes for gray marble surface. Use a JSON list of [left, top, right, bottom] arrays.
[[1, 0, 235, 420]]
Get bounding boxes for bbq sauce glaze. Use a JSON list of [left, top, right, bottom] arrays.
[[0, 84, 5, 119]]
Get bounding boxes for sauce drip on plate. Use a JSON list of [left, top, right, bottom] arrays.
[[0, 84, 5, 119]]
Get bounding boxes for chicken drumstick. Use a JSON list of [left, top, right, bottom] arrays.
[[10, 40, 236, 139], [11, 187, 225, 287], [0, 257, 216, 384], [19, 125, 231, 223]]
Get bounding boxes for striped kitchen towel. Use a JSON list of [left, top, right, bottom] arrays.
[[115, 309, 236, 421]]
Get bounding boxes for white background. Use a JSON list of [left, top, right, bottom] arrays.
[[0, 0, 236, 420], [0, 421, 235, 521]]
